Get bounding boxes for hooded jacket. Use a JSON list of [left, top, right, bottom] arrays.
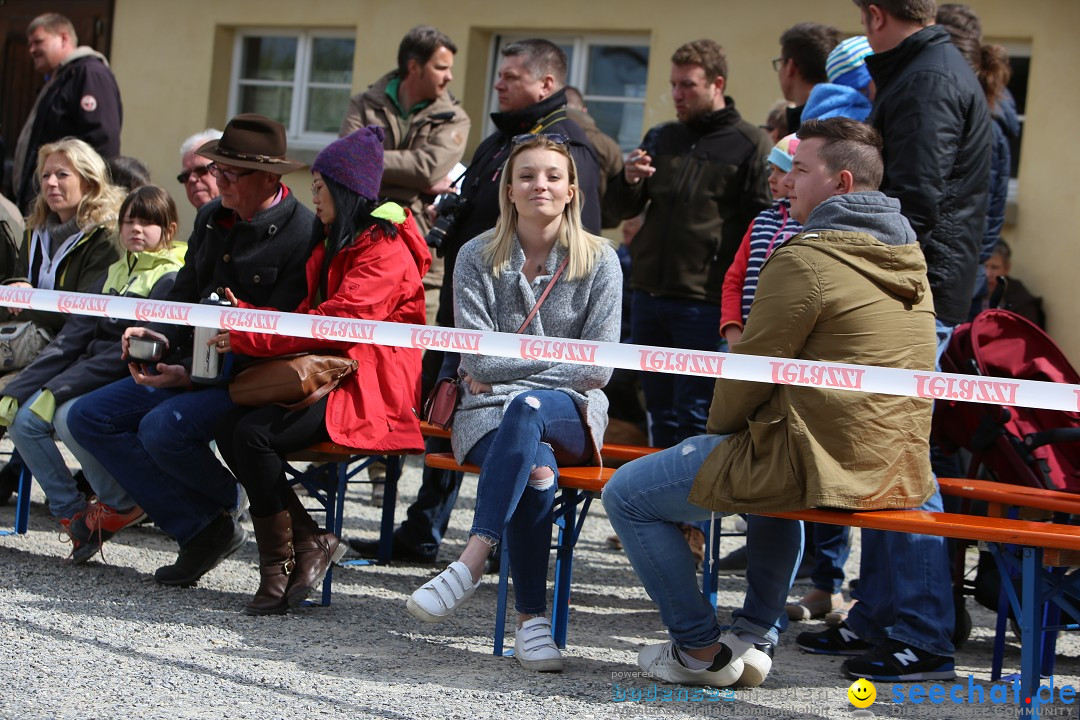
[[339, 71, 471, 235], [3, 242, 187, 406], [865, 24, 991, 326], [229, 207, 431, 453], [14, 47, 123, 211], [435, 88, 602, 327], [689, 192, 937, 513], [603, 99, 772, 304]]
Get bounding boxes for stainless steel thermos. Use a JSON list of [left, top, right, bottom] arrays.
[[191, 292, 231, 383]]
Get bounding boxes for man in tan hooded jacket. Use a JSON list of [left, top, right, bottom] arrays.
[[604, 117, 946, 690]]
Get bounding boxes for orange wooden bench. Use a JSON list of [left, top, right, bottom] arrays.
[[428, 448, 1080, 707]]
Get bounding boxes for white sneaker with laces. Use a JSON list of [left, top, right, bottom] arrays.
[[638, 640, 743, 687], [720, 632, 774, 687], [406, 561, 480, 622], [514, 616, 563, 672]]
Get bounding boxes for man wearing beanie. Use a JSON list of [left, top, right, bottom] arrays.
[[64, 114, 314, 587], [802, 36, 875, 122]]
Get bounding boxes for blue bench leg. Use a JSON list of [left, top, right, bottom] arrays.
[[493, 534, 512, 656], [551, 488, 579, 650], [1019, 546, 1040, 718], [1, 466, 32, 537], [376, 456, 401, 565], [701, 515, 721, 610]]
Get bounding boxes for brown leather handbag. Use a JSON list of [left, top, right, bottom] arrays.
[[228, 353, 358, 412], [421, 255, 570, 430]]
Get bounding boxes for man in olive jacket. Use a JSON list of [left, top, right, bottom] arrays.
[[604, 118, 945, 690]]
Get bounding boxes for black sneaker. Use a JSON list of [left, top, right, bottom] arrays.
[[346, 535, 437, 564], [155, 514, 248, 586], [796, 622, 873, 656], [842, 639, 956, 682]]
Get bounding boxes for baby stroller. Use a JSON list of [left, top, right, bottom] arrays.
[[932, 308, 1080, 676], [934, 308, 1080, 492]]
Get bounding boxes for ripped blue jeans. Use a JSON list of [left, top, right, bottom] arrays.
[[466, 390, 591, 615]]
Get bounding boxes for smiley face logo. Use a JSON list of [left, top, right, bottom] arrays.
[[848, 678, 876, 708]]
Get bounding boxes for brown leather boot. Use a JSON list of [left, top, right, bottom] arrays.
[[246, 510, 294, 616], [284, 487, 345, 607]]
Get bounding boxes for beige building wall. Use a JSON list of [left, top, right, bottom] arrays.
[[112, 0, 1080, 363]]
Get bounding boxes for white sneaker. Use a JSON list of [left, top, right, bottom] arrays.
[[514, 617, 563, 672], [720, 632, 774, 687], [406, 561, 480, 622], [637, 640, 743, 687]]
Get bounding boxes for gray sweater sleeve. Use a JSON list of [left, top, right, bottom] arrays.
[[455, 235, 621, 387]]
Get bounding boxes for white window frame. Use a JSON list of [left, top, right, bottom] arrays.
[[229, 28, 354, 149], [993, 40, 1030, 212], [483, 32, 650, 149]]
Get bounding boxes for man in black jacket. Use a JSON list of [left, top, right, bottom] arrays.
[[349, 38, 602, 564], [796, 0, 991, 683], [13, 13, 123, 212], [604, 39, 771, 450], [64, 115, 313, 584]]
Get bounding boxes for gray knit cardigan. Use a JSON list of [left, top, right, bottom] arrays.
[[451, 229, 622, 464]]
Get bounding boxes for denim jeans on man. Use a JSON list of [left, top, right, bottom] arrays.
[[845, 319, 957, 657], [631, 291, 720, 448], [9, 390, 134, 519], [466, 390, 590, 615], [603, 434, 804, 648], [395, 351, 463, 555], [64, 377, 240, 545]]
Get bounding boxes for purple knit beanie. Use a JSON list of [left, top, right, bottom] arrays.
[[312, 126, 385, 203]]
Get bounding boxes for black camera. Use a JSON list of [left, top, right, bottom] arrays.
[[425, 192, 468, 250]]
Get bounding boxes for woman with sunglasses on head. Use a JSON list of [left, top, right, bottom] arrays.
[[407, 134, 621, 671], [214, 126, 430, 615]]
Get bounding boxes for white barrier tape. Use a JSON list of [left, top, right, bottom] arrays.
[[4, 286, 1080, 412]]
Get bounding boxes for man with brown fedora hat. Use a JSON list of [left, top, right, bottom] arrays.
[[64, 114, 315, 583]]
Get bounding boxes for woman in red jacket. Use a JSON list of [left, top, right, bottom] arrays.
[[215, 126, 430, 615]]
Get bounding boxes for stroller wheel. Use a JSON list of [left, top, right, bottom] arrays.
[[952, 596, 973, 648]]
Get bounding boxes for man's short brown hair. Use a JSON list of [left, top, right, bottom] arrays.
[[797, 118, 884, 190], [501, 39, 567, 86], [397, 25, 457, 78], [779, 23, 841, 84], [853, 0, 937, 25], [671, 39, 727, 82], [27, 12, 77, 44]]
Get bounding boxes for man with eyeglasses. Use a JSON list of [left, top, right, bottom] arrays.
[[348, 38, 602, 567], [64, 114, 313, 586], [177, 129, 223, 209], [774, 23, 842, 133]]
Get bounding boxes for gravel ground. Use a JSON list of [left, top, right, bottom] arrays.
[[2, 440, 1078, 720]]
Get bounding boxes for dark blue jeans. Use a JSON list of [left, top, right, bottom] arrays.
[[845, 320, 957, 656], [466, 390, 590, 615], [631, 291, 720, 448], [810, 523, 851, 594], [64, 377, 240, 545], [397, 352, 462, 554]]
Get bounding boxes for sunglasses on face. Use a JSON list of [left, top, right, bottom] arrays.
[[207, 163, 258, 184], [176, 165, 212, 184], [511, 132, 571, 146]]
